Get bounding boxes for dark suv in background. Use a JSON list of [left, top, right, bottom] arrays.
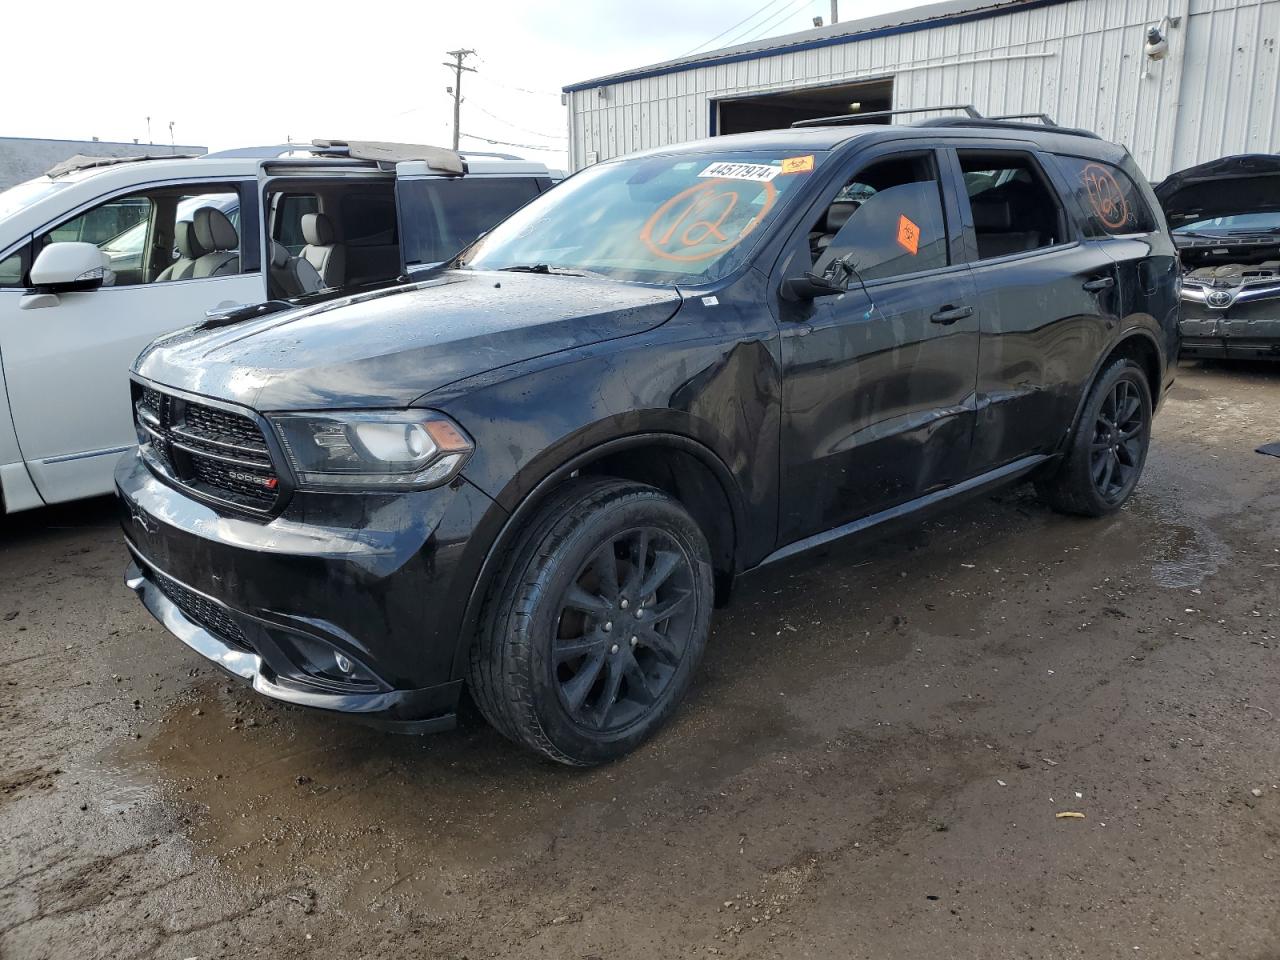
[[117, 111, 1179, 765]]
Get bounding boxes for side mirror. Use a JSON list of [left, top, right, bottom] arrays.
[[29, 242, 108, 293], [781, 270, 848, 302]]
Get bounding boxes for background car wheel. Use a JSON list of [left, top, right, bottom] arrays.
[[1035, 357, 1153, 517], [468, 478, 714, 765]]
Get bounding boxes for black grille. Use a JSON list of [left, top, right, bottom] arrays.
[[149, 565, 252, 651], [133, 382, 282, 512]]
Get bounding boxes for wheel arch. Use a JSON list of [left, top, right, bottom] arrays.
[[450, 427, 748, 681], [1060, 327, 1163, 452]]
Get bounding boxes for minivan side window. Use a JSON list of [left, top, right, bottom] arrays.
[[400, 177, 541, 266], [0, 245, 29, 288], [807, 153, 950, 283], [957, 151, 1067, 260], [1055, 155, 1157, 236], [36, 185, 246, 287]]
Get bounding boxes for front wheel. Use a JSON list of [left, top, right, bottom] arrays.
[[468, 478, 714, 765], [1036, 357, 1153, 516]]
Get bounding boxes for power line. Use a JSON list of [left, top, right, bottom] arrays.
[[736, 0, 818, 45], [468, 66, 560, 98], [461, 132, 566, 152], [469, 102, 566, 141], [681, 0, 792, 56]]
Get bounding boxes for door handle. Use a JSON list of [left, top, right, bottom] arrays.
[[1083, 276, 1115, 292], [929, 305, 973, 325]]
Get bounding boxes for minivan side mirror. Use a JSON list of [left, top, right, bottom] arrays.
[[28, 242, 109, 293], [781, 270, 848, 302]]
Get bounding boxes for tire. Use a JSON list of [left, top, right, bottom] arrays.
[[468, 478, 715, 766], [1035, 357, 1153, 517]]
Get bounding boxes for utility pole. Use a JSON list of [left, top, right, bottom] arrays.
[[443, 48, 477, 151], [830, 1, 839, 24]]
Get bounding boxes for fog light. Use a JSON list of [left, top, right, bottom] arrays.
[[334, 652, 354, 674]]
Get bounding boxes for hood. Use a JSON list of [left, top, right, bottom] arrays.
[[1155, 154, 1280, 225], [134, 271, 682, 410]]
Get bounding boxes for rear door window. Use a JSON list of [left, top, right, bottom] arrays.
[[399, 177, 540, 266], [1055, 156, 1157, 236], [956, 151, 1068, 260]]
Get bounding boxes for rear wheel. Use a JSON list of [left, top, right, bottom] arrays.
[[468, 478, 714, 765], [1036, 357, 1153, 516]]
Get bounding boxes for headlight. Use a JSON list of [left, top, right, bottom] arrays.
[[269, 410, 473, 490]]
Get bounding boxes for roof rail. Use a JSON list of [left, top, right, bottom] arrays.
[[792, 104, 983, 128], [207, 140, 466, 174], [459, 150, 523, 162], [45, 153, 202, 178], [203, 144, 302, 159], [986, 113, 1058, 127], [915, 117, 1101, 140]]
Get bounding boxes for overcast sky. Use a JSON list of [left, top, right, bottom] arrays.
[[2, 0, 923, 167]]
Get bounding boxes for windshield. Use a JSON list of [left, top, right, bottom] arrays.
[[0, 178, 71, 223], [1175, 212, 1280, 234], [462, 150, 828, 284]]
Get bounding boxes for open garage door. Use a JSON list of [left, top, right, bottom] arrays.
[[715, 78, 894, 135]]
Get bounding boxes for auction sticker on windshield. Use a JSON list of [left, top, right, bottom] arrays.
[[781, 155, 815, 175], [698, 162, 781, 183]]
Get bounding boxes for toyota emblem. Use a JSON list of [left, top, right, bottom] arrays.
[[1208, 291, 1233, 308]]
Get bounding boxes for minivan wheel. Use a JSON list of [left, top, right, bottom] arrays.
[[1035, 358, 1153, 517], [468, 478, 714, 765]]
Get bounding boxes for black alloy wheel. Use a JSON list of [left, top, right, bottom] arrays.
[[553, 527, 697, 733], [1035, 357, 1153, 517], [469, 478, 713, 765], [1090, 377, 1147, 503]]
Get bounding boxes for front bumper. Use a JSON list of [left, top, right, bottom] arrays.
[[1179, 308, 1280, 360], [116, 449, 504, 731]]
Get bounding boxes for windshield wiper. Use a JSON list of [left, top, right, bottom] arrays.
[[496, 263, 611, 280]]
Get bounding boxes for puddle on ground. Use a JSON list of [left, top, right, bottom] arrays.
[[1125, 490, 1229, 588]]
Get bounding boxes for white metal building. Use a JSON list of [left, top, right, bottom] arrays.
[[563, 0, 1280, 179]]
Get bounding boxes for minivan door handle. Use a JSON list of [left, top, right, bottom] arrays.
[[929, 305, 974, 325], [1082, 277, 1115, 292]]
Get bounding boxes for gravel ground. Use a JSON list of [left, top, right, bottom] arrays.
[[1, 361, 1278, 960]]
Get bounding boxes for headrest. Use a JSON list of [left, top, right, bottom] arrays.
[[193, 206, 239, 253], [270, 240, 291, 269], [824, 200, 859, 235], [971, 197, 1013, 232], [174, 220, 207, 260], [301, 212, 335, 246]]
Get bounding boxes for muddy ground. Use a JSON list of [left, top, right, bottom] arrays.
[[2, 361, 1278, 960]]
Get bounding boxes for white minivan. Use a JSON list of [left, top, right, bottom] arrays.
[[0, 141, 557, 511]]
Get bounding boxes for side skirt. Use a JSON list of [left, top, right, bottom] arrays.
[[754, 454, 1051, 569]]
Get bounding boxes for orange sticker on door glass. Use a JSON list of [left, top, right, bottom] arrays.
[[640, 180, 777, 262], [780, 155, 815, 175], [897, 214, 921, 255]]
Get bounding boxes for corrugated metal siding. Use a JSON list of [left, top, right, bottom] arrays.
[[568, 0, 1280, 179]]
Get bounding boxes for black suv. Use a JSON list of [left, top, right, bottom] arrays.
[[118, 115, 1179, 765]]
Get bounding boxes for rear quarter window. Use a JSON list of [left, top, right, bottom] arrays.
[[1056, 156, 1157, 236]]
